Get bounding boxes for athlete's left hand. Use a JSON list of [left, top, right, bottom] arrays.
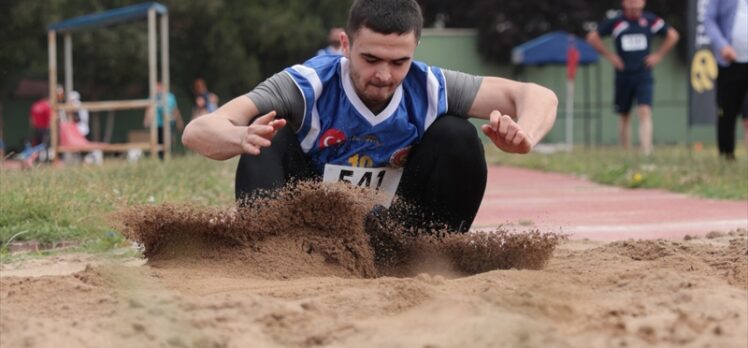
[[644, 53, 663, 68], [481, 110, 533, 154]]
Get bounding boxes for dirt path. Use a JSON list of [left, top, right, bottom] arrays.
[[475, 166, 748, 240]]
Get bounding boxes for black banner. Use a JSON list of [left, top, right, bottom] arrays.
[[687, 0, 718, 125]]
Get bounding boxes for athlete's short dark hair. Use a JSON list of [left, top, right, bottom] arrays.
[[346, 0, 423, 43]]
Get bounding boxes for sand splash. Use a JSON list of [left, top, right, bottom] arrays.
[[115, 181, 564, 279]]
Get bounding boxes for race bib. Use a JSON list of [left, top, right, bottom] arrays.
[[322, 164, 404, 207], [621, 34, 647, 51]]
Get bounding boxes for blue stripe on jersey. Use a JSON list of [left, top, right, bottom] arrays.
[[284, 55, 449, 173]]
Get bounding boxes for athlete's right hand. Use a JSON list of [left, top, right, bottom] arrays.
[[481, 110, 533, 154], [610, 54, 624, 71], [241, 111, 286, 155]]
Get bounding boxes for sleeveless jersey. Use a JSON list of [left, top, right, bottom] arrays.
[[284, 55, 448, 174]]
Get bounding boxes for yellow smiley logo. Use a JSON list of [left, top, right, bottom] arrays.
[[690, 49, 718, 93]]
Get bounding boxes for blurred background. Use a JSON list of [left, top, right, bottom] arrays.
[[0, 0, 707, 155]]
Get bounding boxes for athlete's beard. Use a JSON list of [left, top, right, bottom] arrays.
[[350, 67, 394, 114]]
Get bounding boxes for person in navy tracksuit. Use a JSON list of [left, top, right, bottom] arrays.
[[587, 0, 679, 156]]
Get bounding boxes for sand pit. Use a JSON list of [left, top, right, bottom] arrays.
[[114, 182, 562, 279], [1, 182, 746, 347]]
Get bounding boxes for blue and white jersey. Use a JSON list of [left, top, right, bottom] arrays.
[[284, 55, 448, 174], [597, 11, 669, 75]]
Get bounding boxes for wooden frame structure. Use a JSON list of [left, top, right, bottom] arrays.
[[47, 2, 171, 160]]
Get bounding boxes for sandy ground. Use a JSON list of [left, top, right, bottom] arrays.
[[1, 234, 745, 348], [1, 183, 746, 348]]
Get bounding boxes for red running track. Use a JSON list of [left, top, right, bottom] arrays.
[[473, 166, 748, 241]]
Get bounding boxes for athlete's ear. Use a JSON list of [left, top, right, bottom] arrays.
[[341, 31, 351, 57]]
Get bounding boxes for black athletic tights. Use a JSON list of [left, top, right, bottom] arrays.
[[235, 115, 487, 232], [716, 63, 748, 158]]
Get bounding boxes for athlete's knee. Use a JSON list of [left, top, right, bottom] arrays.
[[426, 115, 482, 153], [637, 104, 652, 114]]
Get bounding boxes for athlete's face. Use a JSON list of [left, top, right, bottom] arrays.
[[343, 27, 417, 112], [622, 0, 645, 12]]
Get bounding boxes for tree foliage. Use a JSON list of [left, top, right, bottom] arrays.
[[1, 0, 688, 103], [0, 0, 351, 101]]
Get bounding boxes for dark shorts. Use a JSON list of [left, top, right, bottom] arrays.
[[614, 73, 653, 115]]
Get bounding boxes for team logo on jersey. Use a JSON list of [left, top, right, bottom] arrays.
[[319, 129, 346, 149], [389, 146, 411, 167], [639, 18, 647, 27], [350, 134, 381, 146]]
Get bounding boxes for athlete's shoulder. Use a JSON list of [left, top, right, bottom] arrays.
[[406, 60, 444, 79], [642, 11, 667, 32], [302, 54, 342, 70], [642, 11, 662, 21], [409, 60, 429, 74], [597, 10, 624, 34], [286, 55, 341, 85]]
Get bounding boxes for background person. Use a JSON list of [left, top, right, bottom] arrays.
[[317, 27, 345, 56], [705, 0, 748, 160], [68, 90, 90, 140], [192, 95, 210, 119], [193, 78, 218, 113], [144, 82, 185, 159], [586, 0, 679, 156]]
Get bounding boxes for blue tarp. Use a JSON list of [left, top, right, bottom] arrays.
[[511, 31, 598, 66], [48, 2, 167, 33]]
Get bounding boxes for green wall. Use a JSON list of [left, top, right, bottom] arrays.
[[415, 29, 730, 146]]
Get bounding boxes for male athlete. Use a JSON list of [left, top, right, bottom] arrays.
[[183, 0, 558, 233], [587, 0, 679, 156]]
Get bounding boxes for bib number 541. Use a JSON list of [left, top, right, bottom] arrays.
[[323, 164, 404, 207]]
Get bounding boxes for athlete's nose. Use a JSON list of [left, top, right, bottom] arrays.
[[374, 66, 391, 85]]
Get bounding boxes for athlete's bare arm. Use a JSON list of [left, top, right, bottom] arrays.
[[468, 77, 558, 154], [586, 31, 624, 70], [182, 96, 285, 160], [645, 27, 679, 68]]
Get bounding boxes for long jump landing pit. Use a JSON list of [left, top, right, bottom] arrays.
[[1, 179, 747, 347]]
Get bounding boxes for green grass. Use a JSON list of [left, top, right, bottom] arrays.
[[486, 145, 748, 200], [0, 155, 237, 258], [2, 145, 746, 260]]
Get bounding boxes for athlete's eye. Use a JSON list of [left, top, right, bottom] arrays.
[[392, 59, 409, 67]]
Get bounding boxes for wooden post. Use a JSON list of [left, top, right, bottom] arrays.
[[64, 33, 73, 103], [92, 111, 100, 141], [160, 13, 171, 161], [148, 9, 157, 158], [48, 31, 58, 159]]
